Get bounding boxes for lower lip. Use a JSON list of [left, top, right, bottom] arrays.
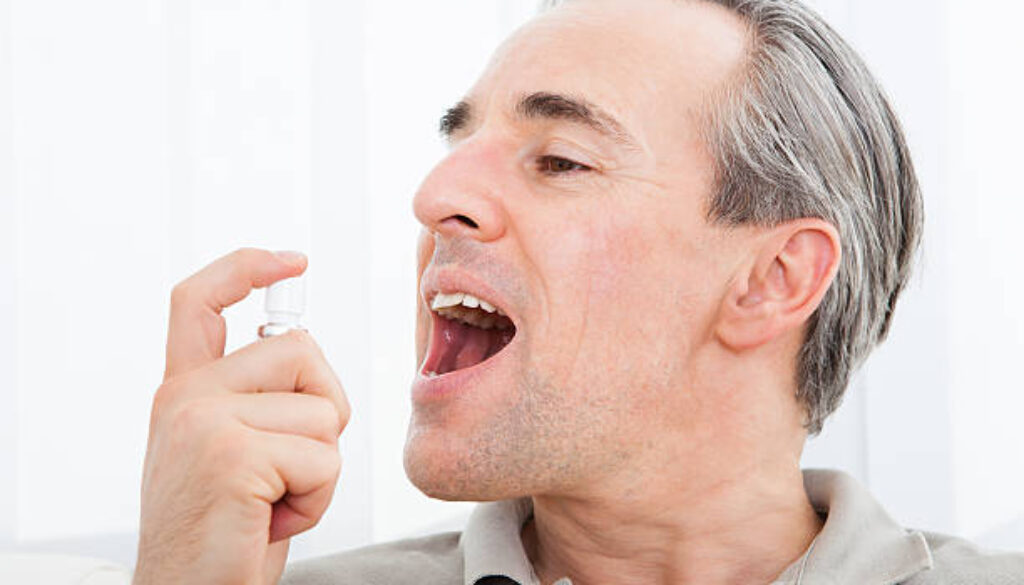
[[411, 336, 519, 404]]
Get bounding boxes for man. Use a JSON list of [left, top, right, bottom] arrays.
[[133, 0, 1024, 584]]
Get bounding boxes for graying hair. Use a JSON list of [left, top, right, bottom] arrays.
[[540, 0, 923, 434]]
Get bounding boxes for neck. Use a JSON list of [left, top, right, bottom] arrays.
[[522, 458, 821, 585]]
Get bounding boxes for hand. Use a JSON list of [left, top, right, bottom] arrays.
[[134, 249, 350, 585]]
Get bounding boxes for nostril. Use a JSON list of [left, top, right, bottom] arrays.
[[452, 214, 479, 229]]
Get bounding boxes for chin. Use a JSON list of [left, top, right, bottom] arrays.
[[403, 443, 489, 502], [403, 424, 530, 503]]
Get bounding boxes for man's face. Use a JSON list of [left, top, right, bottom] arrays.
[[406, 0, 749, 500]]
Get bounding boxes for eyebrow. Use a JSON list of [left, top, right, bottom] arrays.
[[439, 91, 640, 150]]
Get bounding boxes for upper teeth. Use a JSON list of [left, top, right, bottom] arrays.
[[431, 292, 504, 315]]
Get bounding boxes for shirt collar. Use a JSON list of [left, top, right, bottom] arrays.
[[799, 469, 933, 584], [461, 497, 539, 585], [460, 469, 934, 585]]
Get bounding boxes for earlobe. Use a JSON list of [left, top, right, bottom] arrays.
[[716, 219, 841, 351]]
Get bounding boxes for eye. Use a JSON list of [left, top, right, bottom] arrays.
[[536, 155, 592, 176]]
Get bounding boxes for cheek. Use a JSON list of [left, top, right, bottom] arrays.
[[517, 194, 707, 394], [522, 217, 652, 382], [521, 222, 596, 381], [577, 215, 704, 386]]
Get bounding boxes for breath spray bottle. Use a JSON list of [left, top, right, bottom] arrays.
[[258, 277, 306, 338]]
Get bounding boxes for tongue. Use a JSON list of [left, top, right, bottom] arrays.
[[440, 320, 500, 374]]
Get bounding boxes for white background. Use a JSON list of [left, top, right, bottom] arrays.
[[1, 0, 1022, 570]]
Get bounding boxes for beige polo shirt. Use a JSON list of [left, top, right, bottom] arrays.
[[283, 469, 1024, 584]]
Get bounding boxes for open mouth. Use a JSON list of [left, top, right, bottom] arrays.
[[422, 292, 517, 377]]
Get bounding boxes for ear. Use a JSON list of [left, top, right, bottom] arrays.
[[716, 219, 841, 351]]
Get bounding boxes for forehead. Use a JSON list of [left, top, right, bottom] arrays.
[[468, 0, 749, 150]]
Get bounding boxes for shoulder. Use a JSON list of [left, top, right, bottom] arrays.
[[280, 532, 463, 585], [902, 531, 1024, 584]]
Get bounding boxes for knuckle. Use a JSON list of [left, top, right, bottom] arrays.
[[172, 399, 218, 436], [151, 381, 174, 414], [316, 399, 344, 437], [151, 378, 186, 421], [230, 247, 269, 270], [169, 281, 195, 308], [203, 427, 253, 472], [336, 397, 352, 432], [232, 246, 263, 260], [283, 327, 315, 348], [280, 329, 322, 364], [220, 248, 267, 288], [150, 396, 238, 468], [220, 257, 246, 287], [328, 449, 342, 479], [312, 443, 341, 481]]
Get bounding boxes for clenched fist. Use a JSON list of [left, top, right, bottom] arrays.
[[134, 249, 350, 585]]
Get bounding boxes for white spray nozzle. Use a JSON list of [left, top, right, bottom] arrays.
[[259, 277, 306, 338], [265, 277, 306, 319]]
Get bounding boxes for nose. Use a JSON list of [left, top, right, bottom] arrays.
[[412, 141, 508, 242]]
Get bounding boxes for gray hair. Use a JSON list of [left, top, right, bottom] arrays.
[[540, 0, 923, 434]]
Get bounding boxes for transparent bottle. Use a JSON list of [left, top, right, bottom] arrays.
[[258, 277, 306, 338]]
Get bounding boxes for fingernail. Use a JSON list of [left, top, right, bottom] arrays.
[[274, 250, 307, 266]]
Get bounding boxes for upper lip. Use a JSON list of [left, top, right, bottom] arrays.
[[420, 266, 518, 326]]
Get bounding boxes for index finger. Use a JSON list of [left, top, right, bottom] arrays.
[[164, 248, 307, 380], [205, 329, 351, 430]]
